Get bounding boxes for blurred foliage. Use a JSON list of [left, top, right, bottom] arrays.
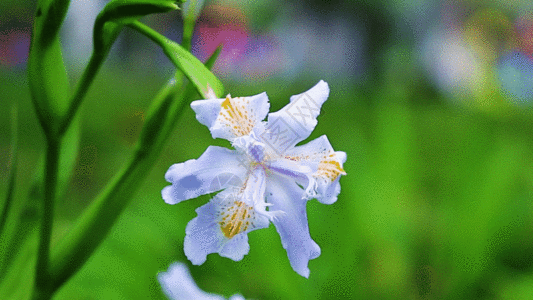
[[3, 61, 533, 299], [2, 0, 533, 299]]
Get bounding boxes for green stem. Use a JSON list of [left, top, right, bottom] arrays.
[[181, 17, 195, 51], [58, 51, 106, 136], [33, 137, 60, 300]]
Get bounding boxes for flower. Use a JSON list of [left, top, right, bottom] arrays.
[[158, 262, 245, 300], [162, 80, 346, 277]]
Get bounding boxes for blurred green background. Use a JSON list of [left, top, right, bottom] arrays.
[[2, 0, 533, 299]]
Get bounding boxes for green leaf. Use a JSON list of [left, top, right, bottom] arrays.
[[0, 198, 40, 285], [139, 45, 222, 151], [0, 106, 18, 241], [129, 21, 224, 99], [204, 44, 223, 70], [0, 115, 39, 289], [137, 78, 180, 152], [0, 160, 39, 286], [49, 148, 154, 290], [0, 106, 21, 278], [94, 0, 180, 53], [28, 0, 71, 137], [57, 115, 81, 200], [0, 231, 38, 300]]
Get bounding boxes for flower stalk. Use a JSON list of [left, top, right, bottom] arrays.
[[33, 136, 60, 300], [58, 51, 107, 136]]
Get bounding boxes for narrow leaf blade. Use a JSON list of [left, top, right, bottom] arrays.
[[130, 21, 224, 98], [94, 0, 179, 52]]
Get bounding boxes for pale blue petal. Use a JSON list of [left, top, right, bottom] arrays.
[[184, 189, 270, 265], [162, 146, 246, 204], [316, 176, 341, 205], [268, 158, 312, 199], [190, 98, 225, 130], [266, 175, 321, 278], [157, 262, 224, 300], [284, 136, 346, 204], [229, 295, 245, 300], [243, 168, 266, 207], [191, 93, 270, 140], [284, 135, 332, 172], [218, 233, 250, 261], [263, 81, 329, 151], [315, 151, 346, 205]]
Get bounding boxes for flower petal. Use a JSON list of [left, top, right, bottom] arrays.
[[268, 158, 312, 198], [157, 262, 225, 300], [184, 188, 270, 265], [162, 146, 246, 204], [191, 92, 270, 140], [314, 151, 346, 204], [190, 98, 224, 129], [283, 135, 346, 204], [241, 167, 287, 222], [266, 174, 321, 278], [263, 81, 329, 152]]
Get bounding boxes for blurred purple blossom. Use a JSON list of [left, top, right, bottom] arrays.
[[0, 28, 30, 69]]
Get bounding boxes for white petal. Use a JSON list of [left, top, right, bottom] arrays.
[[284, 135, 346, 204], [268, 158, 312, 198], [157, 262, 225, 300], [262, 81, 329, 153], [162, 146, 246, 204], [242, 167, 286, 222], [243, 168, 267, 208], [190, 98, 225, 130], [191, 93, 270, 140], [284, 135, 333, 170], [313, 150, 346, 204], [266, 175, 321, 278], [184, 188, 270, 265], [315, 151, 346, 204]]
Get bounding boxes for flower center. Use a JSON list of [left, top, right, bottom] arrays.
[[219, 201, 256, 239]]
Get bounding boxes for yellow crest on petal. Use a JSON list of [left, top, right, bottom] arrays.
[[218, 96, 255, 137], [316, 153, 346, 181], [219, 200, 256, 239]]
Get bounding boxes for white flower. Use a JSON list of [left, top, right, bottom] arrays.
[[158, 262, 245, 300], [162, 80, 346, 277]]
